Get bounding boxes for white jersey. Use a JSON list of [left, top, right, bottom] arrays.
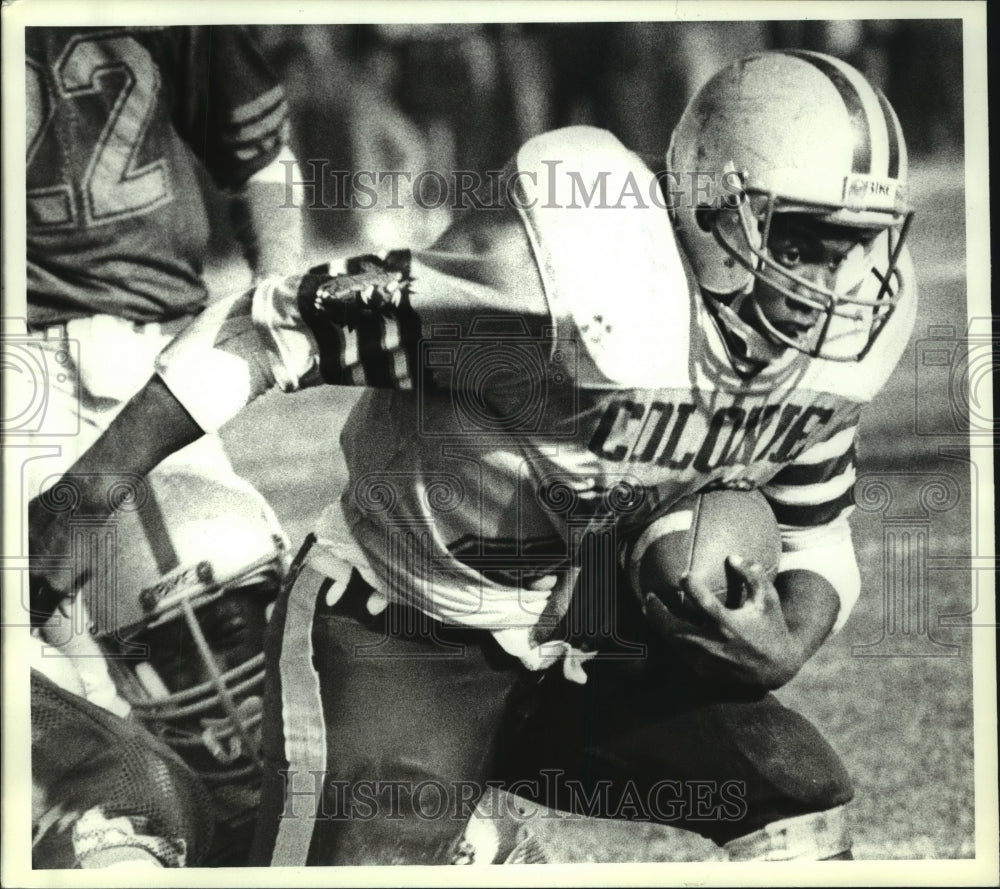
[[158, 126, 917, 664]]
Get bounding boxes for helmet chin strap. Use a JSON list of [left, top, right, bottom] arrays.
[[703, 192, 788, 369], [704, 290, 787, 373]]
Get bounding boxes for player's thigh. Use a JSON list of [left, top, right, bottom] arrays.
[[499, 658, 853, 845], [313, 613, 521, 863], [254, 561, 525, 865]]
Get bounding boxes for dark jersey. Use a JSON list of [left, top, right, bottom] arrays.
[[26, 26, 289, 326], [31, 669, 214, 868]]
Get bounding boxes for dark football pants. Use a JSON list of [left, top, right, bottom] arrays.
[[251, 556, 853, 866]]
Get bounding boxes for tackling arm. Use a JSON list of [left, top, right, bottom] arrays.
[[231, 145, 306, 279], [28, 287, 276, 624], [29, 210, 552, 624], [28, 378, 203, 626]]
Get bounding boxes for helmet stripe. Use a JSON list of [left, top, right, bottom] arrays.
[[783, 50, 872, 175], [875, 88, 901, 179], [137, 487, 181, 575]]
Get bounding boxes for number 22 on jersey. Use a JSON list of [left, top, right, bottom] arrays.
[[26, 34, 172, 230]]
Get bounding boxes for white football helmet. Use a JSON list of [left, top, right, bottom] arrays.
[[81, 467, 289, 787], [668, 50, 913, 362]]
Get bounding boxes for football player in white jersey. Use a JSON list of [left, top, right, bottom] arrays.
[[30, 51, 915, 864]]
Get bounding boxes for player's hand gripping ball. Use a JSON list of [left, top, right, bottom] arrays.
[[624, 488, 781, 623]]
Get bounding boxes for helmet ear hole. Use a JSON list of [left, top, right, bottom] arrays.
[[695, 206, 718, 233]]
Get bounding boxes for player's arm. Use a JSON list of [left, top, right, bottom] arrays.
[[156, 205, 550, 429], [30, 211, 550, 623], [652, 248, 918, 691], [28, 377, 203, 625], [21, 274, 289, 628], [654, 427, 859, 690], [27, 278, 281, 626], [231, 145, 305, 279], [172, 26, 305, 277], [747, 251, 920, 664], [762, 424, 863, 638], [659, 558, 841, 691]]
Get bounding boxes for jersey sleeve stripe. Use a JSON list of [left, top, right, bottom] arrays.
[[227, 84, 286, 125], [296, 273, 346, 384], [764, 464, 856, 506], [228, 131, 285, 161], [295, 253, 419, 389], [376, 250, 423, 389], [235, 144, 276, 163], [221, 103, 288, 144], [396, 292, 424, 390], [345, 252, 413, 388], [790, 426, 857, 465], [769, 489, 855, 528], [354, 313, 395, 387], [767, 444, 856, 487]]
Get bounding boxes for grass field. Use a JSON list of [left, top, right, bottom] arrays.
[[219, 156, 980, 861]]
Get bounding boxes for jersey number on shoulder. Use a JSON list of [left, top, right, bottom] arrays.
[[26, 34, 171, 229]]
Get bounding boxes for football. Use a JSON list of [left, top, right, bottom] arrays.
[[625, 487, 782, 621]]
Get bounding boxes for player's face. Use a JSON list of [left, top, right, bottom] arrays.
[[129, 583, 274, 771], [747, 216, 876, 348], [139, 584, 271, 694]]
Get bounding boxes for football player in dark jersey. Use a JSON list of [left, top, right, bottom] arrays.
[[24, 25, 303, 487], [22, 24, 301, 734], [30, 51, 915, 865]]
